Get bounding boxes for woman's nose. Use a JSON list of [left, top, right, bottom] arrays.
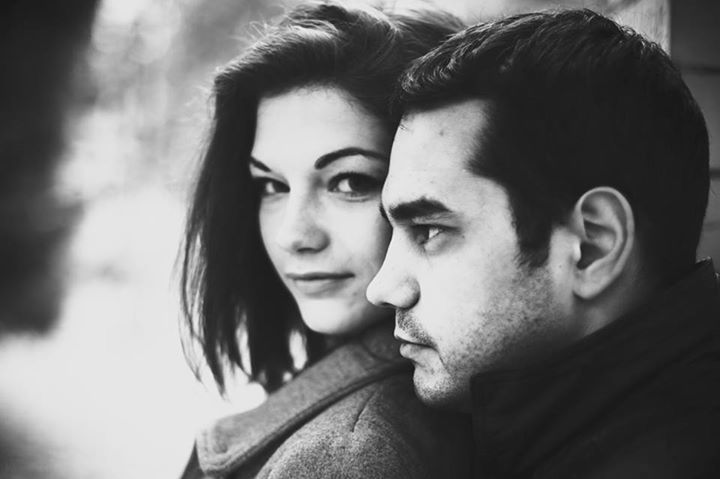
[[275, 194, 329, 254]]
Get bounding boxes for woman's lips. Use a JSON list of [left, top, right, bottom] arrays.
[[285, 272, 353, 296]]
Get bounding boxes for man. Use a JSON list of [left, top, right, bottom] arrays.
[[367, 9, 720, 477]]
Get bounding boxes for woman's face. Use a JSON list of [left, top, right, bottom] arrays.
[[250, 86, 393, 336]]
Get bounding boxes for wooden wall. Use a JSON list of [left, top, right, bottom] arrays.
[[672, 1, 720, 262]]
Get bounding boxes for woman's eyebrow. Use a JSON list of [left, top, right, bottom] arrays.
[[249, 157, 271, 172], [314, 147, 387, 169]]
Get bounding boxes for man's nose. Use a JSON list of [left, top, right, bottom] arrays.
[[275, 194, 329, 254], [366, 236, 418, 309]]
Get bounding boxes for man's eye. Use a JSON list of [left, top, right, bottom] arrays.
[[329, 173, 382, 197], [411, 225, 443, 246], [253, 178, 288, 197]]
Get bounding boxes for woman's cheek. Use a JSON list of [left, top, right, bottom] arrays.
[[339, 203, 391, 266], [258, 205, 283, 263]]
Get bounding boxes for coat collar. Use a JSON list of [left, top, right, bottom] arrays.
[[196, 321, 408, 475], [470, 259, 720, 477]]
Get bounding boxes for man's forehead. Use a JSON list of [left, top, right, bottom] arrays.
[[398, 98, 489, 135], [392, 100, 487, 161], [385, 99, 490, 198]]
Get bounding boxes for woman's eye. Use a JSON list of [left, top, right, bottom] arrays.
[[254, 178, 288, 197], [329, 173, 382, 197]]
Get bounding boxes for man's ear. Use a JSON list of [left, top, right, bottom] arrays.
[[566, 187, 635, 300]]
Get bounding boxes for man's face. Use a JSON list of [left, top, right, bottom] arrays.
[[367, 99, 575, 411]]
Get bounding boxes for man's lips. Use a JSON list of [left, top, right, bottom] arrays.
[[397, 340, 429, 362], [394, 327, 430, 360], [394, 332, 426, 347]]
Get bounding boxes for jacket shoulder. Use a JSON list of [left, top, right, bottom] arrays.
[[540, 409, 720, 479], [258, 372, 473, 479]]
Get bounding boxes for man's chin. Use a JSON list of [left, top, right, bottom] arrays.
[[412, 374, 469, 411]]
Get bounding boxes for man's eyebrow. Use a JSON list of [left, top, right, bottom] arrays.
[[386, 198, 452, 223], [249, 157, 271, 172], [314, 147, 387, 169]]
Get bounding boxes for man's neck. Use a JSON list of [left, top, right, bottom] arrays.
[[577, 259, 660, 338]]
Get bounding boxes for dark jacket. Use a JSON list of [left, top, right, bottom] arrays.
[[471, 259, 720, 478], [181, 323, 472, 479]]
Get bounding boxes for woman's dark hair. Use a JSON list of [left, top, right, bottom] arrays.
[[181, 1, 463, 393]]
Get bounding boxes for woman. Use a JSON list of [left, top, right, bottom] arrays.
[[180, 2, 471, 477]]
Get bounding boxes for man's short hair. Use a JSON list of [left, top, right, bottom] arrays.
[[396, 9, 709, 280]]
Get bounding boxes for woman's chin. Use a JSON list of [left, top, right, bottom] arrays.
[[297, 300, 387, 336]]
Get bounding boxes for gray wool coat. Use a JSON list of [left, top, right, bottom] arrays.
[[180, 323, 473, 479]]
